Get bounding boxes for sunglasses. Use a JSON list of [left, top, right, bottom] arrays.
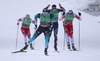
[[26, 18, 30, 20], [68, 13, 73, 15], [52, 7, 56, 10], [43, 12, 48, 14]]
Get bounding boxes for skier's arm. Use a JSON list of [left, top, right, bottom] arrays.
[[31, 20, 35, 24], [58, 3, 65, 13], [74, 14, 82, 21], [58, 3, 65, 17], [44, 4, 50, 9], [34, 13, 40, 25], [58, 8, 65, 13], [34, 13, 40, 30], [59, 14, 66, 21], [43, 4, 50, 13], [18, 18, 23, 22], [17, 18, 23, 25]]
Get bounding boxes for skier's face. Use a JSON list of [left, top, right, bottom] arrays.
[[43, 12, 48, 17], [52, 7, 56, 12], [68, 13, 73, 17], [26, 15, 30, 18]]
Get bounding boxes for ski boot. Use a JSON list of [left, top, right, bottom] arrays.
[[67, 44, 71, 51], [44, 48, 48, 56], [20, 45, 28, 51], [54, 45, 57, 51], [30, 44, 34, 50], [67, 44, 70, 49], [72, 46, 76, 51], [25, 42, 27, 46]]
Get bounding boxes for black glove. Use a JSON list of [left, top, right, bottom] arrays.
[[78, 12, 81, 16], [49, 22, 53, 30], [34, 24, 37, 30]]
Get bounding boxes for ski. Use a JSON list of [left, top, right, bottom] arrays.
[[45, 54, 49, 56], [12, 51, 27, 54], [68, 49, 80, 51], [55, 50, 60, 53]]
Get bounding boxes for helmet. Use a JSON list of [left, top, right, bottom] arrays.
[[68, 10, 73, 14], [43, 8, 48, 12], [52, 4, 56, 10], [52, 4, 56, 8]]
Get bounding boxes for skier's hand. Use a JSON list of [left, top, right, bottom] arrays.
[[78, 12, 81, 16], [59, 16, 62, 21], [34, 24, 37, 30], [47, 4, 50, 9], [17, 23, 19, 25], [49, 25, 53, 31]]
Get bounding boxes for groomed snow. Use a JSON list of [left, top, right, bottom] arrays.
[[0, 0, 100, 61]]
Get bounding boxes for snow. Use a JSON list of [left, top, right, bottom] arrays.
[[0, 0, 100, 61]]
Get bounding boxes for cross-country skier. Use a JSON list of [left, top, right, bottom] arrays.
[[17, 14, 35, 49], [60, 10, 82, 51], [44, 4, 65, 51], [20, 8, 55, 55]]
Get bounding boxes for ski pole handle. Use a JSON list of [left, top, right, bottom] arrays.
[[47, 4, 50, 9], [46, 4, 50, 9], [59, 3, 62, 8], [78, 12, 81, 16]]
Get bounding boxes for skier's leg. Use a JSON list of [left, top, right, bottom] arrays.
[[48, 25, 53, 42], [20, 26, 42, 51], [53, 22, 58, 51], [65, 34, 70, 49], [28, 26, 42, 45], [21, 27, 27, 45], [44, 28, 50, 55], [27, 28, 34, 49], [71, 35, 76, 50], [64, 24, 71, 49], [23, 35, 27, 45], [69, 25, 76, 50]]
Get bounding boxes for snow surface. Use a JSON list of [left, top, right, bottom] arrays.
[[0, 0, 100, 61]]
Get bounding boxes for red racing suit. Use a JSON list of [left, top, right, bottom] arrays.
[[62, 13, 81, 38], [18, 17, 35, 39]]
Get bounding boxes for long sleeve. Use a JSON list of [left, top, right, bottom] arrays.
[[31, 20, 35, 24], [17, 18, 23, 23], [34, 13, 40, 25], [74, 14, 82, 21]]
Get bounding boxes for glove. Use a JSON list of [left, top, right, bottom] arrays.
[[59, 16, 62, 21], [34, 24, 37, 30], [47, 4, 50, 9], [49, 22, 53, 30], [17, 23, 19, 25], [78, 12, 81, 16]]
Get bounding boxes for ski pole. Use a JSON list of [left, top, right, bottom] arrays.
[[59, 3, 66, 50], [63, 28, 66, 50], [78, 12, 81, 50], [79, 20, 80, 50], [16, 25, 19, 49]]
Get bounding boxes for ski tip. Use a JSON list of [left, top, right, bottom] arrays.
[[11, 51, 27, 54], [45, 54, 49, 56], [56, 51, 60, 53]]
